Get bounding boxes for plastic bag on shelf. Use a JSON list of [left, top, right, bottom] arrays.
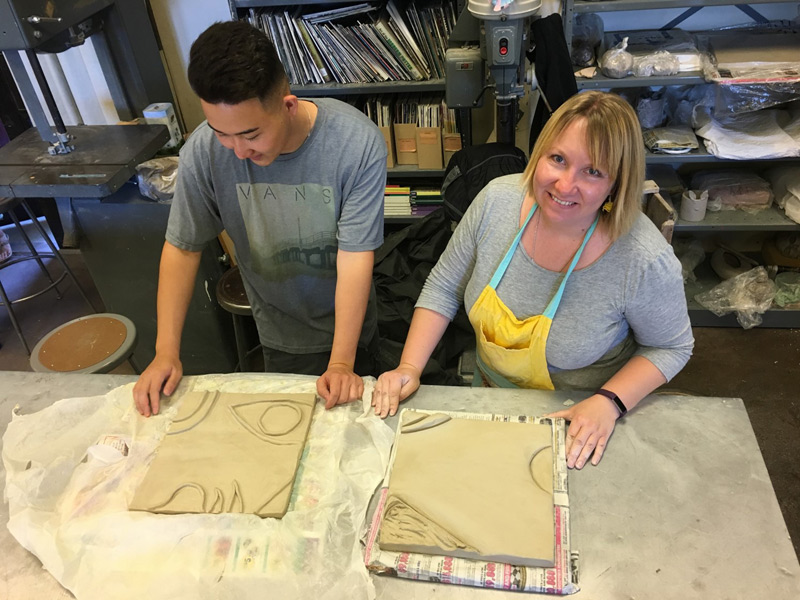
[[136, 157, 179, 202], [672, 238, 706, 283], [636, 90, 666, 129], [633, 51, 681, 77], [696, 24, 800, 114], [764, 166, 800, 208], [694, 266, 778, 329], [663, 84, 716, 128], [690, 171, 774, 211], [599, 37, 633, 79], [604, 29, 702, 72], [774, 272, 800, 308], [710, 80, 800, 116], [571, 13, 604, 67], [0, 228, 11, 263]]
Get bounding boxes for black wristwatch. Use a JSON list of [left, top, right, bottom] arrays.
[[596, 388, 627, 417]]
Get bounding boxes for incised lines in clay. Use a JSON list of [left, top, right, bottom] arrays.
[[130, 391, 316, 518]]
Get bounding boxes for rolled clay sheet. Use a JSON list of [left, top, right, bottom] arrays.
[[129, 391, 316, 518], [379, 410, 556, 567]]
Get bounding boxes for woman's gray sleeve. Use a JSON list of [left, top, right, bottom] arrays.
[[414, 189, 487, 320], [627, 246, 694, 381]]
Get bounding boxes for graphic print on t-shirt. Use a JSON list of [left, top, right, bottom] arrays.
[[237, 182, 337, 281]]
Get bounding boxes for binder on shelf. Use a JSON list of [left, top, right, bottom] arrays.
[[394, 123, 418, 165], [441, 100, 460, 166], [381, 126, 396, 168], [443, 133, 462, 167], [416, 127, 443, 169]]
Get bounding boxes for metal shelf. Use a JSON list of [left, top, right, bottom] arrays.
[[685, 263, 800, 328], [231, 0, 365, 8], [387, 166, 446, 178], [295, 79, 446, 97], [571, 0, 799, 13], [576, 71, 706, 90], [675, 205, 800, 232], [385, 214, 438, 225], [645, 150, 800, 164]]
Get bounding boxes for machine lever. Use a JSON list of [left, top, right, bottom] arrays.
[[27, 16, 64, 24]]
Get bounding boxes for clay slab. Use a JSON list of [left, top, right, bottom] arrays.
[[379, 410, 555, 567], [130, 391, 316, 518]]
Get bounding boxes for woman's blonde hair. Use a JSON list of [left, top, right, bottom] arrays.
[[522, 91, 645, 241]]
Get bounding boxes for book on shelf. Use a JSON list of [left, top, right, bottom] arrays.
[[302, 3, 378, 25], [373, 18, 426, 81], [295, 19, 331, 83]]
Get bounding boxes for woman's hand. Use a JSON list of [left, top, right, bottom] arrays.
[[547, 394, 621, 469], [372, 364, 421, 418]]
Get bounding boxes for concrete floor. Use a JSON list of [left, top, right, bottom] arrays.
[[1, 219, 798, 562]]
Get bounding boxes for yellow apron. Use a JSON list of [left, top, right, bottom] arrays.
[[468, 204, 599, 389]]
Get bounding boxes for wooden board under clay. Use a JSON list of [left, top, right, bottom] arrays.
[[379, 410, 555, 567], [130, 391, 315, 518]]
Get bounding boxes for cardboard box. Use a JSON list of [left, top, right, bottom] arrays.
[[416, 126, 443, 170], [393, 123, 417, 165], [442, 132, 463, 168], [380, 125, 395, 169]]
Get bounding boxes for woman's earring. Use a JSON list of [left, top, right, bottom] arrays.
[[602, 198, 614, 213]]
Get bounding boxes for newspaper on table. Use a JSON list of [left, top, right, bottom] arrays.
[[364, 409, 579, 595], [3, 374, 394, 600]]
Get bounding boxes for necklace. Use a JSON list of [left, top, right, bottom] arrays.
[[303, 102, 313, 141], [531, 208, 584, 273]]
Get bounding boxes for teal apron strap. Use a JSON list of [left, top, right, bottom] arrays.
[[488, 203, 538, 290], [474, 353, 519, 388], [542, 214, 600, 320]]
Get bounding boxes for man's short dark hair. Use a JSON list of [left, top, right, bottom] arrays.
[[188, 20, 288, 105]]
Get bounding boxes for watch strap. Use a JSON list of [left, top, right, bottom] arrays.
[[596, 388, 627, 416]]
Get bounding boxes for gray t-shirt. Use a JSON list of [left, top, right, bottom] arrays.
[[417, 174, 694, 390], [166, 98, 386, 353]]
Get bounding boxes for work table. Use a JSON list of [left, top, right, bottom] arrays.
[[1, 371, 798, 599]]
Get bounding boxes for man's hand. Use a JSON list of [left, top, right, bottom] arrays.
[[316, 363, 364, 409], [372, 364, 421, 419], [546, 394, 620, 469], [132, 353, 183, 417]]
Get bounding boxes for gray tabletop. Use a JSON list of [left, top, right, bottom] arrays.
[[1, 371, 798, 599]]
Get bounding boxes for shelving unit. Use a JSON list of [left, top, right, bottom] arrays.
[[228, 0, 455, 212], [292, 79, 446, 97], [576, 72, 706, 90], [563, 0, 800, 327]]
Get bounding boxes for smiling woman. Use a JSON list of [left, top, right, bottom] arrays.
[[374, 91, 693, 472]]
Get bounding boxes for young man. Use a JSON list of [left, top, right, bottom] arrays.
[[133, 21, 386, 416]]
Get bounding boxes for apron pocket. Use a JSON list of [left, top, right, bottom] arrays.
[[478, 321, 532, 386]]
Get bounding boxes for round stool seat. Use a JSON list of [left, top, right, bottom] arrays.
[[30, 313, 137, 374], [216, 266, 252, 316]]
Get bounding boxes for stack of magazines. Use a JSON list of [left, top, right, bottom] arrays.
[[244, 0, 458, 85]]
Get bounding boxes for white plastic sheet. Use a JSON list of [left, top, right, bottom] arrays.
[[3, 374, 394, 600]]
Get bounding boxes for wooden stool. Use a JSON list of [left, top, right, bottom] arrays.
[[215, 266, 258, 371], [30, 313, 137, 374]]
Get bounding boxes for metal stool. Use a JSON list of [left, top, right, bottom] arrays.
[[0, 197, 94, 354], [30, 313, 137, 373], [215, 266, 258, 371]]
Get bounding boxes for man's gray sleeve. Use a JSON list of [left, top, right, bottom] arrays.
[[165, 148, 224, 252], [336, 130, 387, 252]]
